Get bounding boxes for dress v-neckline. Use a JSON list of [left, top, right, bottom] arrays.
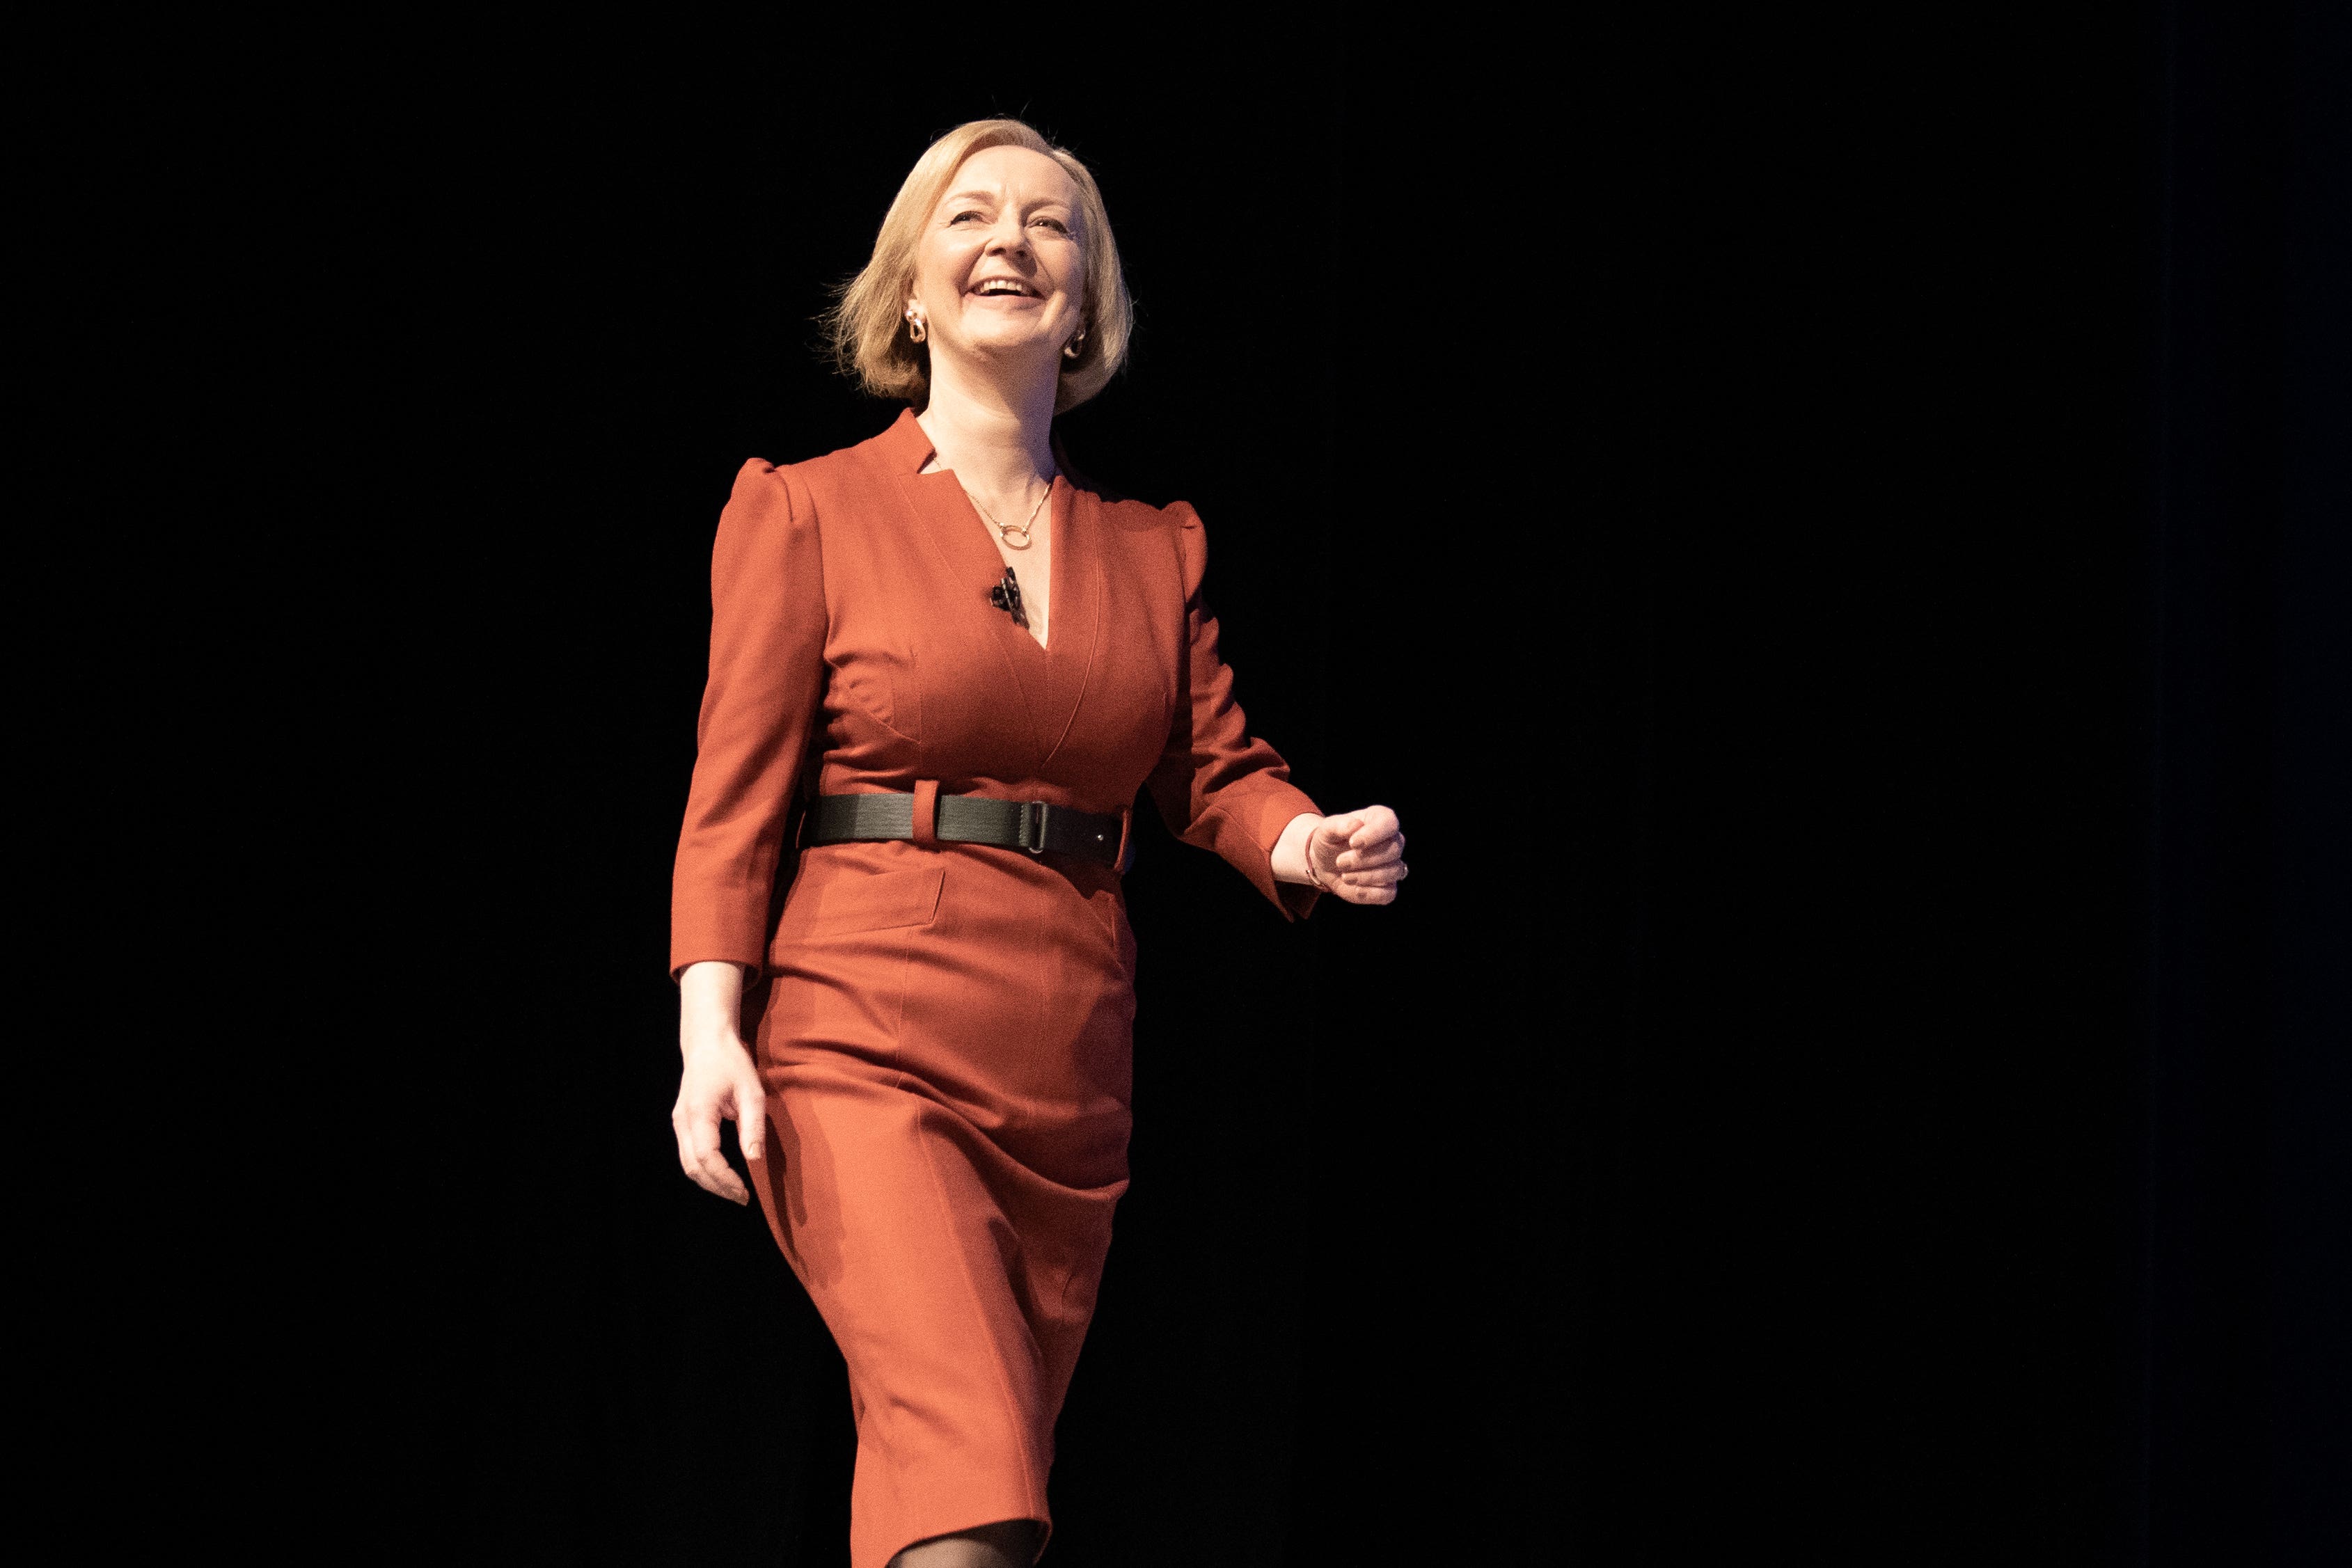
[[941, 473, 1062, 656], [885, 408, 1105, 771]]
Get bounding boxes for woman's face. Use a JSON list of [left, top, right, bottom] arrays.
[[908, 145, 1086, 372]]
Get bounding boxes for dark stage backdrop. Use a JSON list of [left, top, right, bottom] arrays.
[[42, 6, 2344, 1566]]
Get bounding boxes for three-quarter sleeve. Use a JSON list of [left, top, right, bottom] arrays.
[[670, 461, 827, 978], [1144, 504, 1323, 921]]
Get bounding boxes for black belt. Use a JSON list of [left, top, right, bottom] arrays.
[[807, 791, 1128, 869]]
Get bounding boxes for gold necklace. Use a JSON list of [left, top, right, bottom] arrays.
[[964, 478, 1053, 548]]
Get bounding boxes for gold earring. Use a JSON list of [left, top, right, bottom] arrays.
[[906, 310, 926, 344], [1062, 328, 1085, 361]]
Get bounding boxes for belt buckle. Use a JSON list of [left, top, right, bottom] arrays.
[[1019, 800, 1049, 854]]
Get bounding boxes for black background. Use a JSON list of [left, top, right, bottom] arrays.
[[31, 4, 2345, 1564]]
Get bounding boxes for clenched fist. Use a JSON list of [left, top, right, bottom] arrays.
[[1279, 805, 1407, 905]]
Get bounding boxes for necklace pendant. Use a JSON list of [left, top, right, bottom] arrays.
[[962, 476, 1052, 551]]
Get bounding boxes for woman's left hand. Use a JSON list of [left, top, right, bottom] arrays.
[[1306, 806, 1407, 905]]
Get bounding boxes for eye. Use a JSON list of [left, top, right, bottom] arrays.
[[1031, 217, 1069, 234], [949, 209, 985, 224]]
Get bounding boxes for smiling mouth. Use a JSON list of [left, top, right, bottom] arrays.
[[969, 278, 1041, 299]]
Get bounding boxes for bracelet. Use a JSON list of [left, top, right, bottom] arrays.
[[1299, 820, 1327, 892]]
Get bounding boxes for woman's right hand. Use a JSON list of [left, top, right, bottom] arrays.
[[672, 960, 766, 1205]]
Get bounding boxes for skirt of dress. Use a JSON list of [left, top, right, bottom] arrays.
[[745, 838, 1136, 1568]]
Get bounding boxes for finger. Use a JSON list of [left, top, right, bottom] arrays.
[[673, 1100, 704, 1178], [1345, 806, 1399, 848], [737, 1082, 767, 1165], [683, 1096, 738, 1195], [1341, 862, 1407, 887], [697, 1147, 750, 1205], [1339, 879, 1398, 905], [1338, 840, 1404, 871], [679, 1098, 725, 1180], [1316, 813, 1364, 848]]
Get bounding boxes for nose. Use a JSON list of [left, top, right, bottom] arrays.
[[985, 214, 1031, 258]]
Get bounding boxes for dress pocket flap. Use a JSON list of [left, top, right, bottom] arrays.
[[787, 864, 945, 944]]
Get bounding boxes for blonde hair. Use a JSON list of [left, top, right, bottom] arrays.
[[826, 119, 1132, 414]]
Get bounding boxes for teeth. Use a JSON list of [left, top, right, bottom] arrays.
[[975, 280, 1029, 296]]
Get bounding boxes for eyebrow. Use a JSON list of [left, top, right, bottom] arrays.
[[942, 188, 1073, 209]]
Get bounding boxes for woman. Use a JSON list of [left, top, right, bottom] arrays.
[[669, 118, 1406, 1568]]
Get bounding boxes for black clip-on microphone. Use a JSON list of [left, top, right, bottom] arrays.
[[988, 568, 1028, 629]]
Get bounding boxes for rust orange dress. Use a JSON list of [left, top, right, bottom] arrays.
[[670, 409, 1320, 1566]]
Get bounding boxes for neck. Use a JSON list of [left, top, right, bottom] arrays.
[[916, 351, 1059, 495]]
